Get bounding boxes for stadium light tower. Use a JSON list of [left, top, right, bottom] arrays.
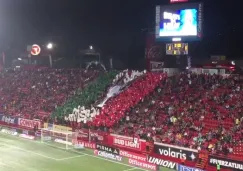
[[47, 43, 53, 67], [89, 45, 93, 50]]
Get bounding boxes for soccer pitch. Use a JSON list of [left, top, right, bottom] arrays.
[[0, 134, 175, 171]]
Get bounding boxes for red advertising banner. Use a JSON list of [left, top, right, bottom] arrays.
[[18, 118, 41, 129], [107, 134, 147, 153], [120, 150, 147, 162], [113, 136, 140, 150], [75, 128, 107, 143], [128, 158, 157, 171], [90, 130, 107, 143], [75, 129, 89, 141]]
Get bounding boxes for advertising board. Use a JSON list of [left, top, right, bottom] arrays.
[[177, 164, 204, 171], [154, 143, 198, 161], [54, 138, 72, 145], [0, 114, 18, 125], [208, 155, 243, 171], [94, 150, 122, 161], [73, 140, 96, 149], [19, 134, 35, 140], [18, 118, 41, 129], [90, 130, 106, 142], [113, 135, 140, 150], [53, 124, 72, 132], [96, 144, 120, 155], [147, 156, 177, 169], [128, 158, 157, 171], [120, 150, 147, 162], [1, 128, 18, 136], [43, 123, 72, 132], [155, 2, 203, 41], [75, 129, 89, 141]]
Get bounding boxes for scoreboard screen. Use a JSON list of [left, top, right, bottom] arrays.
[[155, 2, 203, 42], [166, 43, 188, 55]]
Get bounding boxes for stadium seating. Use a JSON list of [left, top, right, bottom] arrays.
[[0, 68, 99, 119], [1, 68, 243, 157], [64, 70, 148, 125], [89, 72, 166, 127], [111, 72, 243, 155]]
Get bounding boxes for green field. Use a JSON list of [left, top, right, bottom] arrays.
[[0, 134, 175, 171]]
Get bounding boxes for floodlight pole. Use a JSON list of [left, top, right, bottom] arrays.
[[47, 43, 53, 68]]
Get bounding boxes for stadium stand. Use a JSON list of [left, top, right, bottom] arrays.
[[90, 72, 166, 127], [0, 68, 100, 120], [114, 72, 243, 156], [1, 68, 243, 159]]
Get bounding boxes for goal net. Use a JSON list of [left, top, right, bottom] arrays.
[[41, 128, 77, 150]]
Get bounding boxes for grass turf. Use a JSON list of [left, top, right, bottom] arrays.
[[0, 134, 175, 171]]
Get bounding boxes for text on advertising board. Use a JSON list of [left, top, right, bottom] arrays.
[[178, 164, 204, 171], [19, 118, 41, 129], [53, 124, 72, 132], [90, 130, 105, 141], [209, 156, 243, 171], [0, 115, 18, 124], [94, 150, 122, 161], [128, 158, 157, 171], [119, 150, 147, 162], [73, 140, 96, 149], [96, 144, 119, 155], [154, 144, 198, 161], [113, 136, 140, 150], [147, 156, 177, 169], [75, 129, 89, 140], [1, 128, 18, 136]]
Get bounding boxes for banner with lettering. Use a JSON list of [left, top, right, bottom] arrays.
[[107, 134, 147, 153], [0, 114, 18, 125], [154, 143, 198, 161], [43, 123, 72, 132], [18, 118, 41, 129], [208, 155, 243, 171], [53, 124, 72, 132]]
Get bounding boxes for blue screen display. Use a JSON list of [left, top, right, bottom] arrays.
[[155, 2, 203, 42], [159, 9, 198, 37]]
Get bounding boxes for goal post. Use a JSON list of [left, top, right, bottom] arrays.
[[40, 128, 77, 150]]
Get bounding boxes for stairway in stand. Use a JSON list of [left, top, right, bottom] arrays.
[[143, 141, 154, 155], [196, 152, 208, 169]]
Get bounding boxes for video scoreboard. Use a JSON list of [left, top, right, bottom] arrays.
[[155, 2, 203, 42], [166, 43, 188, 55]]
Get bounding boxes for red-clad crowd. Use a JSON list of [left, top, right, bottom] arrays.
[[0, 68, 98, 119], [1, 67, 243, 157], [116, 73, 243, 156], [88, 72, 167, 127]]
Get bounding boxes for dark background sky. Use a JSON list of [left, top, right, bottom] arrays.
[[0, 0, 242, 68]]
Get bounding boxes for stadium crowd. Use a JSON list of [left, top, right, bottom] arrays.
[[89, 72, 166, 127], [117, 72, 243, 156], [1, 67, 242, 156], [64, 70, 148, 125], [0, 68, 99, 120], [62, 70, 243, 155]]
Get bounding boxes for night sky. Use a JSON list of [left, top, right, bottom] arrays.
[[0, 0, 242, 68]]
